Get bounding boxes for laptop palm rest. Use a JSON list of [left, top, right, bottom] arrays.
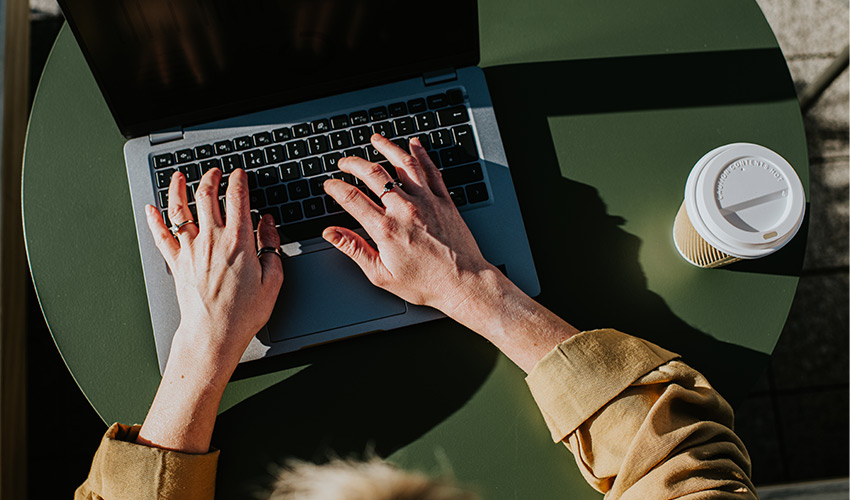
[[267, 248, 407, 343]]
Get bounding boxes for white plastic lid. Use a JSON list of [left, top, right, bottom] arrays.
[[684, 143, 806, 259]]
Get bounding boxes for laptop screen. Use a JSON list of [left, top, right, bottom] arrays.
[[59, 0, 479, 138]]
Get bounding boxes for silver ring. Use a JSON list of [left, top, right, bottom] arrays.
[[379, 181, 403, 200], [257, 246, 284, 260], [170, 219, 196, 236]]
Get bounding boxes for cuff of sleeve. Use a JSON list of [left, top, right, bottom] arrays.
[[85, 423, 220, 500], [525, 329, 679, 442]]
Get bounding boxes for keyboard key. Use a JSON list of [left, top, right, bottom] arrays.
[[178, 163, 200, 182], [311, 119, 330, 134], [349, 110, 369, 125], [428, 151, 440, 167], [254, 131, 272, 146], [448, 187, 467, 207], [267, 184, 288, 205], [272, 127, 291, 142], [439, 145, 477, 167], [366, 146, 385, 163], [411, 133, 431, 150], [430, 129, 453, 149], [280, 202, 303, 223], [285, 140, 307, 159], [156, 168, 175, 189], [442, 163, 484, 187], [250, 210, 261, 228], [257, 166, 279, 186], [300, 157, 323, 177], [158, 190, 169, 208], [310, 175, 330, 196], [218, 175, 229, 196], [303, 197, 326, 218], [279, 162, 301, 181], [194, 144, 213, 159], [324, 195, 343, 213], [379, 161, 397, 179], [214, 140, 234, 155], [407, 98, 426, 113], [307, 135, 330, 155], [343, 147, 366, 159], [222, 154, 244, 173], [369, 106, 388, 121], [247, 171, 258, 190], [427, 93, 448, 109], [452, 124, 477, 158], [264, 145, 285, 164], [466, 182, 489, 203], [436, 105, 469, 127], [388, 102, 408, 117], [392, 117, 415, 136], [249, 189, 267, 209], [350, 126, 371, 145], [160, 210, 170, 227], [371, 121, 394, 139], [200, 158, 221, 173], [329, 131, 351, 150], [234, 136, 253, 151], [446, 88, 464, 105], [414, 112, 436, 131], [391, 138, 409, 152], [322, 152, 342, 172], [153, 153, 175, 169], [175, 149, 194, 163], [288, 180, 309, 200], [292, 123, 312, 138], [330, 115, 350, 129], [243, 149, 266, 168], [259, 206, 281, 225]]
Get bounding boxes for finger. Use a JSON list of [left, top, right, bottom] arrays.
[[225, 168, 253, 242], [256, 215, 284, 289], [166, 171, 199, 242], [323, 178, 386, 230], [410, 137, 449, 198], [322, 226, 390, 286], [370, 134, 428, 192], [144, 204, 179, 265], [338, 155, 400, 199], [195, 168, 224, 229]]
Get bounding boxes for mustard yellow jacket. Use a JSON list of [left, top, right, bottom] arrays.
[[75, 329, 757, 499]]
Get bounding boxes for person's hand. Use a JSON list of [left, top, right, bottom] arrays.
[[321, 134, 497, 318], [144, 167, 284, 370]]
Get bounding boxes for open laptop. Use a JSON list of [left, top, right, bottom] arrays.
[[58, 0, 540, 373]]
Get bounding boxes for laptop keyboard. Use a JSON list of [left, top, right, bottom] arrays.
[[150, 87, 488, 243]]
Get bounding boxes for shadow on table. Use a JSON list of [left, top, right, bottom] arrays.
[[214, 48, 799, 497], [483, 48, 798, 398], [213, 320, 498, 499]]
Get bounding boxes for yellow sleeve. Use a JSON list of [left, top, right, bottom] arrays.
[[526, 329, 757, 499], [75, 423, 219, 500]]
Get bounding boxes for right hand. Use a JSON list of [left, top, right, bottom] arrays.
[[322, 134, 498, 317]]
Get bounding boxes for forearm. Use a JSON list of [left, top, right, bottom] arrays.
[[444, 265, 580, 373], [137, 331, 233, 454]]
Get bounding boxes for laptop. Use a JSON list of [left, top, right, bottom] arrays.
[[58, 0, 540, 373]]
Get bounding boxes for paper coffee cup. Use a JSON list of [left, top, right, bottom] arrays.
[[673, 143, 805, 268]]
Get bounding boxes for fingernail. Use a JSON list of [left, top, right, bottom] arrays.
[[324, 229, 342, 245], [263, 214, 276, 226], [410, 137, 421, 147]]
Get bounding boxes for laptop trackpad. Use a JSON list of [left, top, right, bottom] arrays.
[[267, 248, 407, 342]]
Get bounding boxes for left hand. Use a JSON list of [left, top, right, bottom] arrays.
[[144, 167, 284, 372]]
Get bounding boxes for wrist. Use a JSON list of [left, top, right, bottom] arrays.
[[439, 264, 520, 337], [168, 327, 237, 390]]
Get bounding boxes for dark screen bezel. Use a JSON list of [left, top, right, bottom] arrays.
[[57, 0, 480, 139]]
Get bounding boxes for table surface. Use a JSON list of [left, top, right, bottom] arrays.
[[23, 1, 809, 498]]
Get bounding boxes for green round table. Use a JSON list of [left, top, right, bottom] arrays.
[[24, 1, 808, 498]]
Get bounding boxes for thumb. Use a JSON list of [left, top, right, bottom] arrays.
[[322, 226, 388, 286]]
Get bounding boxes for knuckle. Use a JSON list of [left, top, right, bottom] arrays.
[[399, 156, 419, 171], [195, 184, 217, 201], [366, 163, 386, 178], [339, 185, 361, 205], [374, 217, 397, 238]]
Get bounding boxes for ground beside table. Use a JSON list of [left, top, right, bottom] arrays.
[[23, 1, 808, 498]]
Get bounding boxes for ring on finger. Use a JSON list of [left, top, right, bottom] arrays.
[[257, 246, 284, 261], [379, 181, 403, 200], [170, 219, 197, 237]]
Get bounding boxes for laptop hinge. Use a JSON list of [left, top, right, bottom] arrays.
[[422, 68, 458, 86], [149, 127, 184, 146]]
